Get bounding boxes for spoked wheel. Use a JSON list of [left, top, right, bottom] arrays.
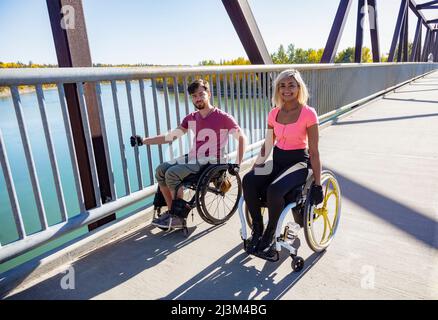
[[196, 165, 242, 225], [304, 170, 341, 252]]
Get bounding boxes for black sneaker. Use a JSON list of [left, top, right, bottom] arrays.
[[246, 233, 262, 254], [156, 214, 185, 229], [257, 242, 278, 260], [151, 211, 170, 226]]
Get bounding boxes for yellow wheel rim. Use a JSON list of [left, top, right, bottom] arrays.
[[308, 174, 340, 248]]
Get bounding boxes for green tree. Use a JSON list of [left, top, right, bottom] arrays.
[[393, 42, 413, 62], [361, 47, 372, 63], [271, 44, 289, 64], [293, 48, 309, 64], [335, 47, 379, 63], [307, 48, 324, 63], [287, 44, 295, 63], [335, 47, 355, 63]]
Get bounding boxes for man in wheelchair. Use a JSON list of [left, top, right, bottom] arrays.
[[130, 79, 247, 230], [242, 69, 324, 260]]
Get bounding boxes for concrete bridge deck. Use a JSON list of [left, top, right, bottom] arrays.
[[3, 71, 438, 300]]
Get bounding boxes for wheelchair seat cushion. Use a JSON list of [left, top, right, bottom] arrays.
[[258, 184, 304, 207], [181, 163, 214, 184]]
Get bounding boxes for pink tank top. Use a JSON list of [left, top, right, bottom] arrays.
[[267, 105, 319, 150]]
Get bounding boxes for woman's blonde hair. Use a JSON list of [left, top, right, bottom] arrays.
[[271, 69, 309, 107]]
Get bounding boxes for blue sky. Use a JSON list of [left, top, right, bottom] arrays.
[[0, 0, 432, 65]]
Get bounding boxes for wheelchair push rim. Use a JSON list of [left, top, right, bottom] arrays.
[[196, 164, 242, 225], [304, 170, 341, 252]]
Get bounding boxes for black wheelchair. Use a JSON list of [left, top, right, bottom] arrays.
[[238, 169, 341, 272], [153, 162, 242, 236]]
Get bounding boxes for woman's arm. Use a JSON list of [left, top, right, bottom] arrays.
[[253, 125, 276, 168], [307, 124, 321, 186]]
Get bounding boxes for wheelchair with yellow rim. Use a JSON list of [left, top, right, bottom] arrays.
[[238, 169, 341, 272]]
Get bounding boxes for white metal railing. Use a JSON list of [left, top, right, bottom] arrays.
[[0, 62, 437, 264]]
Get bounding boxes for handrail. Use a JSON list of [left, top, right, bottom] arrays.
[[1, 63, 437, 86]]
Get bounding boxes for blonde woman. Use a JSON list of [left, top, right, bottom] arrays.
[[242, 69, 323, 258]]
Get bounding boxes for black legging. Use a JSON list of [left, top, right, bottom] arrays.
[[242, 147, 309, 247]]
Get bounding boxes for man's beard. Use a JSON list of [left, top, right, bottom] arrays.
[[194, 101, 207, 110]]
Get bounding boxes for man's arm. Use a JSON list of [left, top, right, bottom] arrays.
[[133, 126, 187, 146]]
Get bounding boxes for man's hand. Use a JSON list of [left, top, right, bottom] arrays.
[[310, 184, 323, 205], [228, 164, 240, 175], [130, 135, 144, 147]]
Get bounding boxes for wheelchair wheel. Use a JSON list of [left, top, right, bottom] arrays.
[[196, 165, 242, 225], [303, 170, 341, 252]]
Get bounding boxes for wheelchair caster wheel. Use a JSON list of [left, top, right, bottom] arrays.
[[182, 227, 189, 237], [291, 256, 304, 272]]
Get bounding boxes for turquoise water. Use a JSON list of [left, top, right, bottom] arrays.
[[0, 80, 265, 274]]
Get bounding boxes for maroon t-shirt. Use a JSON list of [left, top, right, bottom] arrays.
[[180, 108, 240, 159]]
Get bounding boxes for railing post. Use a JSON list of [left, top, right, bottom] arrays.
[[46, 0, 115, 230]]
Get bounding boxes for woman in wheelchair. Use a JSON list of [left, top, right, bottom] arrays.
[[242, 69, 324, 259], [130, 79, 246, 231]]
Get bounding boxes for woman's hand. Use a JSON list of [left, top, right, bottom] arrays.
[[251, 162, 264, 171], [310, 184, 323, 205]]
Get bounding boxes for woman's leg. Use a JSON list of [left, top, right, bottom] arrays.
[[242, 161, 278, 253], [242, 162, 278, 225], [258, 162, 309, 252]]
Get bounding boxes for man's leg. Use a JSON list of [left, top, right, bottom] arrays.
[[155, 161, 178, 211], [158, 185, 173, 209], [158, 184, 184, 207], [164, 162, 202, 219]]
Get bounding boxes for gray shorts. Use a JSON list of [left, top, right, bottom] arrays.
[[155, 161, 204, 190], [155, 155, 227, 190]]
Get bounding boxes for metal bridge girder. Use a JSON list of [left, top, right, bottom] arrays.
[[222, 0, 272, 64], [389, 0, 408, 62], [46, 0, 115, 231], [321, 0, 354, 63], [368, 0, 381, 62]]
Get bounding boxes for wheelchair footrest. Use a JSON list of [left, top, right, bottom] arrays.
[[249, 248, 280, 262]]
